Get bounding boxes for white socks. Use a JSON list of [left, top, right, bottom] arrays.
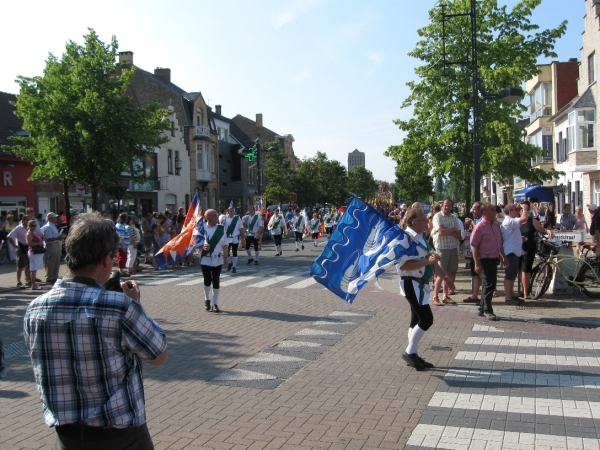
[[212, 289, 219, 306], [408, 327, 413, 341], [276, 246, 281, 253], [247, 249, 252, 258], [204, 285, 211, 301], [255, 251, 259, 261], [232, 256, 238, 268], [406, 325, 426, 355]]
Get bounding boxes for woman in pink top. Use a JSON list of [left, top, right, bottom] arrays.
[[26, 220, 44, 290], [574, 206, 587, 231]]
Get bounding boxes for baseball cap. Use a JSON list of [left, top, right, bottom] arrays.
[[587, 204, 598, 211], [46, 212, 58, 219]]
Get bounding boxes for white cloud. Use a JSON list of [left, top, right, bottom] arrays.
[[272, 0, 322, 29]]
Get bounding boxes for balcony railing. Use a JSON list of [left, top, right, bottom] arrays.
[[196, 169, 215, 182], [195, 125, 210, 137]]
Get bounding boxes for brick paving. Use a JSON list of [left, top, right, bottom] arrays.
[[0, 238, 599, 449]]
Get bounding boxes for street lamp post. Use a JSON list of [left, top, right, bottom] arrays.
[[239, 137, 278, 200], [442, 0, 524, 203]]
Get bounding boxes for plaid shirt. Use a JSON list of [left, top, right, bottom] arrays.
[[432, 212, 461, 250], [24, 278, 167, 428]]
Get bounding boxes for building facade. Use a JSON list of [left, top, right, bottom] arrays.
[[348, 149, 365, 172]]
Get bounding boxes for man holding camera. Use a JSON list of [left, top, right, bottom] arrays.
[[24, 213, 168, 450]]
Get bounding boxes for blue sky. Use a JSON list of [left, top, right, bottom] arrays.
[[0, 0, 585, 182]]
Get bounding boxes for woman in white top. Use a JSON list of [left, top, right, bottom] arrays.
[[268, 209, 286, 256], [200, 209, 229, 313]]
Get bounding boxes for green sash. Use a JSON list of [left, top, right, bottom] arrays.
[[226, 216, 239, 237], [201, 225, 225, 257], [422, 232, 434, 282], [273, 217, 282, 230], [248, 214, 259, 233], [295, 216, 303, 229], [310, 219, 319, 231]]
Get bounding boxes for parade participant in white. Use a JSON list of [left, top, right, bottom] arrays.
[[398, 208, 440, 371], [200, 209, 229, 313], [291, 208, 307, 251], [308, 213, 321, 247], [222, 207, 245, 273], [243, 206, 263, 265], [324, 211, 335, 238], [268, 209, 286, 256]]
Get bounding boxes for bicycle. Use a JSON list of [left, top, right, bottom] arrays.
[[528, 234, 600, 299]]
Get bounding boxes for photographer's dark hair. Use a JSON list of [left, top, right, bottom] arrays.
[[65, 213, 119, 271]]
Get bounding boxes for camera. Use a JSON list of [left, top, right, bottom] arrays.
[[104, 270, 133, 292]]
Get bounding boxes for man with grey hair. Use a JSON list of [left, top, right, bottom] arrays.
[[24, 212, 168, 449]]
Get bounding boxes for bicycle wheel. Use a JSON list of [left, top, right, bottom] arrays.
[[577, 260, 600, 298], [529, 263, 552, 300], [0, 243, 7, 265]]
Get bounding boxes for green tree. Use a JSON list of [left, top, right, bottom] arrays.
[[263, 141, 293, 204], [6, 29, 170, 212], [386, 0, 566, 208], [388, 145, 434, 203], [347, 166, 378, 200], [292, 152, 348, 206]]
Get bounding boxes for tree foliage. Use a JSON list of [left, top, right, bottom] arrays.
[[263, 141, 294, 204], [389, 144, 434, 202], [347, 166, 379, 200], [386, 0, 567, 207], [6, 29, 170, 211], [291, 152, 348, 206]]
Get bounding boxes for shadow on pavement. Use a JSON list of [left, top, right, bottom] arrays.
[[223, 310, 322, 322]]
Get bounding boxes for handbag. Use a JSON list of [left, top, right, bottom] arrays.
[[32, 246, 46, 254]]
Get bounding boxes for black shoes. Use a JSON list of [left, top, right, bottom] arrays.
[[402, 352, 425, 371], [254, 260, 259, 265], [205, 300, 211, 311], [232, 267, 237, 273], [301, 244, 304, 250], [212, 305, 221, 313], [504, 298, 523, 306], [227, 262, 232, 271], [275, 252, 280, 256], [485, 312, 498, 321], [295, 248, 299, 252], [247, 258, 254, 265], [416, 355, 434, 369]]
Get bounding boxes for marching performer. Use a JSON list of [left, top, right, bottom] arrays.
[[222, 206, 245, 273], [333, 208, 343, 232], [243, 205, 263, 265], [291, 208, 307, 251], [308, 213, 321, 247], [398, 208, 439, 371], [324, 210, 335, 238], [268, 208, 286, 256], [200, 209, 229, 313]]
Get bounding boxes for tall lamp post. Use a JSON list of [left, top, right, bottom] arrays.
[[442, 0, 524, 202]]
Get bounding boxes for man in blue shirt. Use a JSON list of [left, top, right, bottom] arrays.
[[24, 213, 168, 450]]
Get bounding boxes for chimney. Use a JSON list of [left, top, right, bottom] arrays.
[[256, 113, 263, 128], [119, 51, 133, 66], [154, 68, 171, 83], [569, 58, 578, 63], [216, 105, 222, 115]]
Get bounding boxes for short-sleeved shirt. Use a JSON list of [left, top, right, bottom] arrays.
[[244, 213, 263, 236], [291, 215, 305, 232], [470, 218, 503, 259], [501, 216, 523, 257], [223, 215, 244, 244], [8, 223, 28, 245], [24, 278, 167, 428], [268, 215, 286, 235], [560, 213, 577, 231], [200, 224, 228, 266], [432, 212, 461, 250], [40, 222, 60, 245]]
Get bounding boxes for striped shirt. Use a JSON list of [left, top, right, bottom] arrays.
[[24, 277, 167, 428], [432, 212, 461, 250]]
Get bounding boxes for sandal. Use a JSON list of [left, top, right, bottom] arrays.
[[442, 297, 456, 305], [431, 297, 443, 306]]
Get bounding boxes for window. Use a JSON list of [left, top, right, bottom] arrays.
[[144, 154, 157, 178], [168, 149, 173, 174], [567, 110, 595, 152], [578, 110, 595, 149], [210, 146, 215, 173], [196, 143, 204, 170], [171, 121, 175, 137], [595, 179, 600, 207], [217, 127, 228, 141], [175, 150, 180, 175], [197, 110, 203, 126], [589, 52, 596, 85], [528, 83, 552, 121]]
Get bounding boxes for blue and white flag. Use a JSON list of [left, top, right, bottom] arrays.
[[310, 195, 428, 304], [229, 199, 237, 215], [256, 198, 263, 212]]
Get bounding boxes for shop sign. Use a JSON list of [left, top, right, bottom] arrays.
[[71, 201, 84, 211], [514, 177, 526, 190], [129, 180, 155, 191]]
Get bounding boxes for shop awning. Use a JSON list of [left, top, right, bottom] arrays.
[[514, 184, 554, 203]]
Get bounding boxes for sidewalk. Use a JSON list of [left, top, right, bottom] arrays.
[[376, 260, 600, 329]]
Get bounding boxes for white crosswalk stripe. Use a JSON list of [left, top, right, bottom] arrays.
[[287, 278, 317, 289], [247, 275, 296, 288], [405, 325, 600, 448]]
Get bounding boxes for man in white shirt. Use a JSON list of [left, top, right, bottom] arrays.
[[40, 212, 63, 284], [431, 198, 462, 305], [500, 203, 529, 305], [222, 207, 245, 273], [8, 216, 31, 288], [243, 206, 263, 265], [200, 209, 229, 313]]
